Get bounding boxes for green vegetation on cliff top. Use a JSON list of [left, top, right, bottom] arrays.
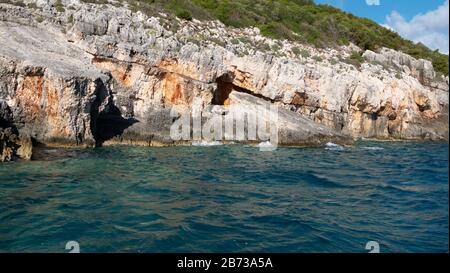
[[110, 0, 448, 75]]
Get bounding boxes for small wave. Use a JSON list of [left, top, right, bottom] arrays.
[[258, 141, 275, 148], [325, 142, 344, 151], [258, 141, 277, 151], [113, 225, 140, 233], [192, 141, 223, 146], [361, 146, 384, 151], [301, 171, 351, 188]]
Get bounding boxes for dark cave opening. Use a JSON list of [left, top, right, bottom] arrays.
[[212, 73, 277, 106], [212, 74, 254, 105], [94, 107, 138, 147], [90, 79, 138, 147], [212, 74, 234, 105]]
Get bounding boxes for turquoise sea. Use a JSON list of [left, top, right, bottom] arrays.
[[0, 141, 448, 252]]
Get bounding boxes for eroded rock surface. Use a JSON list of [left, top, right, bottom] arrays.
[[226, 91, 352, 146], [1, 99, 32, 161], [0, 0, 448, 160]]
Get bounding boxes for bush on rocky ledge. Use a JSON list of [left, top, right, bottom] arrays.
[[120, 0, 448, 76]]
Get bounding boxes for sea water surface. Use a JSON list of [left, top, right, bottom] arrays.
[[0, 141, 448, 253]]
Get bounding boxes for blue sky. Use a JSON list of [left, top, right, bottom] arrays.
[[314, 0, 449, 54]]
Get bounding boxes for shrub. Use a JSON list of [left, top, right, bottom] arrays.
[[292, 47, 301, 56], [312, 55, 323, 62], [80, 0, 109, 3], [342, 52, 364, 68], [176, 9, 192, 20], [271, 44, 282, 52], [329, 58, 338, 65], [208, 37, 226, 47], [299, 49, 310, 58], [350, 51, 364, 63], [68, 14, 74, 24], [96, 0, 449, 75], [238, 37, 252, 44], [55, 0, 65, 12], [27, 2, 37, 8], [343, 51, 364, 67], [230, 38, 240, 45], [256, 42, 271, 52], [1, 0, 26, 7]]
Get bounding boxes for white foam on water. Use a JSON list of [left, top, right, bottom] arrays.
[[258, 141, 275, 148], [325, 142, 345, 151], [258, 141, 278, 151], [192, 141, 223, 147], [361, 146, 384, 151]]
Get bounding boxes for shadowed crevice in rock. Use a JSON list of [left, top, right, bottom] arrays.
[[212, 73, 275, 105], [0, 100, 16, 131], [94, 110, 139, 147], [1, 100, 32, 161], [212, 74, 235, 105], [89, 79, 138, 147]]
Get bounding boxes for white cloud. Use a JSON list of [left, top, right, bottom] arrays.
[[366, 0, 380, 6], [384, 0, 449, 54]]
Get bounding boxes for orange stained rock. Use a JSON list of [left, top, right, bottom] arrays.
[[93, 58, 134, 87], [291, 93, 307, 105], [232, 70, 255, 91], [16, 75, 44, 121], [158, 59, 200, 81], [162, 73, 185, 105], [45, 79, 59, 118], [16, 75, 73, 138], [44, 80, 71, 137]]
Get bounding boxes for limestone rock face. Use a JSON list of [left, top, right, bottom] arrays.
[[226, 92, 352, 146], [0, 17, 113, 148], [0, 0, 448, 158], [1, 100, 32, 161], [363, 48, 437, 85], [0, 127, 17, 162]]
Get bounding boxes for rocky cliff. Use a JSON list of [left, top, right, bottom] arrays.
[[0, 0, 448, 161]]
